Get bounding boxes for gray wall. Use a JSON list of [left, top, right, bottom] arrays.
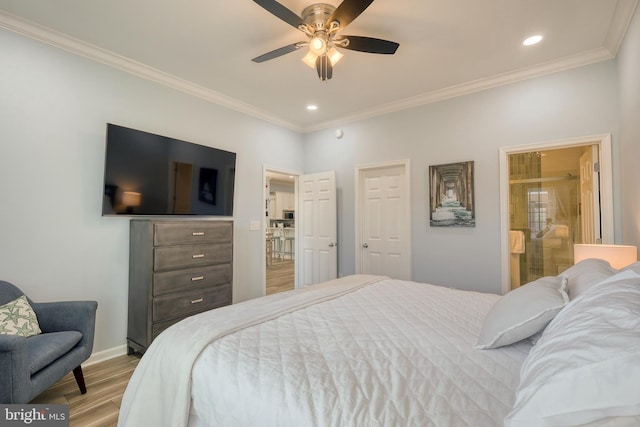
[[0, 28, 304, 353], [303, 60, 621, 294], [618, 5, 640, 250]]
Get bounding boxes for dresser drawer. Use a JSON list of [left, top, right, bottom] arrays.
[[151, 315, 189, 340], [153, 263, 232, 296], [154, 222, 232, 246], [152, 284, 232, 322], [154, 243, 232, 271]]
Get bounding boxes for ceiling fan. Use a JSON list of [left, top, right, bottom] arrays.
[[252, 0, 399, 81]]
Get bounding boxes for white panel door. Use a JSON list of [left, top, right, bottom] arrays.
[[298, 170, 337, 286], [579, 146, 601, 244], [358, 163, 411, 280]]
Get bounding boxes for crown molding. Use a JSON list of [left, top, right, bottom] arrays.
[[603, 0, 639, 54], [0, 11, 303, 133], [306, 0, 638, 133], [305, 47, 615, 132], [1, 7, 631, 135]]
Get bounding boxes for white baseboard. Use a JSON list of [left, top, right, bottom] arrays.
[[85, 344, 128, 366]]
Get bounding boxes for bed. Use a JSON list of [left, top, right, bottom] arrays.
[[118, 261, 640, 427]]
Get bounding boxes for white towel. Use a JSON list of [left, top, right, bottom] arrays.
[[510, 230, 525, 254]]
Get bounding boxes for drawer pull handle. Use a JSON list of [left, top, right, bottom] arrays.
[[191, 298, 204, 304], [191, 276, 204, 282], [192, 254, 205, 259], [192, 232, 205, 236]]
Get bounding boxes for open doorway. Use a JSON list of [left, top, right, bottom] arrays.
[[264, 169, 297, 295], [500, 135, 614, 293]]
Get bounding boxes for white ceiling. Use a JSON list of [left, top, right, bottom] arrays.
[[0, 0, 636, 133]]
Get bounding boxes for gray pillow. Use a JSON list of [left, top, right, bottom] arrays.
[[561, 258, 617, 299], [475, 276, 568, 349], [621, 261, 640, 273]]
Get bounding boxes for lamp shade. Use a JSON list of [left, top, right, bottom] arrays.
[[122, 191, 141, 207], [574, 244, 637, 269]]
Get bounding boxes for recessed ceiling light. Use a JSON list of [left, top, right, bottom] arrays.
[[306, 105, 318, 111], [523, 35, 543, 46]]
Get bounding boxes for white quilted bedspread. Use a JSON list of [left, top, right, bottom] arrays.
[[190, 278, 532, 427]]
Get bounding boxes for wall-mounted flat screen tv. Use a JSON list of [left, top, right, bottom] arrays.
[[102, 123, 236, 216]]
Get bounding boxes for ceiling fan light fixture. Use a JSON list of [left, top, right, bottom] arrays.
[[310, 36, 327, 55], [302, 47, 344, 69], [327, 47, 343, 65], [302, 50, 318, 68], [252, 0, 400, 81]]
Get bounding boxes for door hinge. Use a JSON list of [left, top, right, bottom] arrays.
[[594, 162, 600, 173]]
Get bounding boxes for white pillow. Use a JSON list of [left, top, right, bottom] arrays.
[[560, 258, 617, 299], [475, 276, 568, 349], [505, 270, 640, 427], [621, 261, 640, 273]]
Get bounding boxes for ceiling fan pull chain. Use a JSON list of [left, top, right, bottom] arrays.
[[316, 54, 332, 81]]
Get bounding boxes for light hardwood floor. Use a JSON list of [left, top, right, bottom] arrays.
[[30, 355, 140, 427], [266, 259, 294, 295]]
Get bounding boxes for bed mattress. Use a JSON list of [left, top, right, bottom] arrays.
[[188, 278, 532, 427]]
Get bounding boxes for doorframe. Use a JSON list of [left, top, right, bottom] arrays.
[[498, 134, 613, 294], [354, 159, 412, 277], [262, 165, 302, 295]]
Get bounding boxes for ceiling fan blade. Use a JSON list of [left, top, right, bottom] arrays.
[[252, 43, 304, 63], [316, 54, 333, 81], [326, 0, 374, 29], [253, 0, 305, 29], [338, 36, 399, 54]]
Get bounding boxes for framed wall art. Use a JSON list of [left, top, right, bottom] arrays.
[[429, 161, 475, 227]]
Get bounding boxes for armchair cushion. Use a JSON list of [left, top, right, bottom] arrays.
[[0, 296, 42, 337], [27, 331, 82, 375]]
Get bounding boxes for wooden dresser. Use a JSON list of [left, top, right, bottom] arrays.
[[127, 219, 233, 354]]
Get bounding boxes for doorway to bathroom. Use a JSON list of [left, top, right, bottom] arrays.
[[500, 134, 614, 293]]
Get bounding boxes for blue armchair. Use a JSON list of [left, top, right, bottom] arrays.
[[0, 280, 98, 404]]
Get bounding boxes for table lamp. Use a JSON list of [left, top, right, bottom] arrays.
[[573, 244, 637, 269]]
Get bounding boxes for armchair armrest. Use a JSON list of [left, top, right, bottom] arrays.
[[0, 334, 29, 403], [31, 301, 98, 353]]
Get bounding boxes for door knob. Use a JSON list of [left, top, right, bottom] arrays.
[[362, 243, 368, 248], [328, 243, 334, 247]]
